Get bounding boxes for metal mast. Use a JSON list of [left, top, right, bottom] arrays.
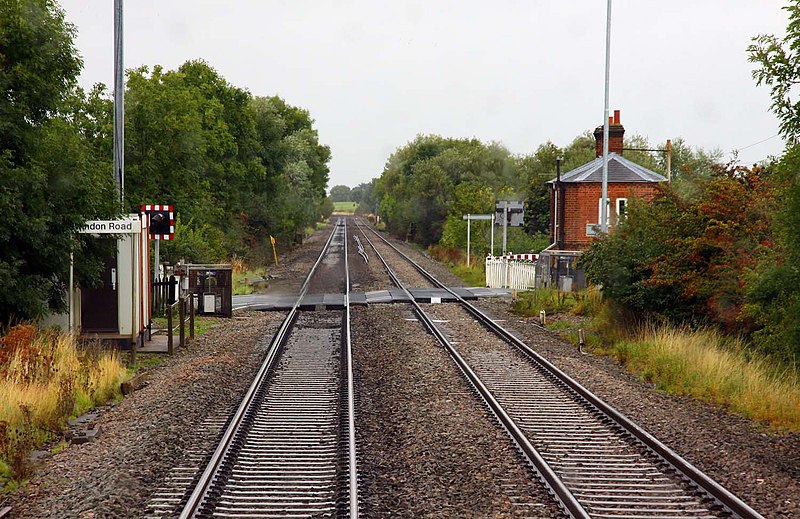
[[601, 0, 612, 233], [114, 0, 124, 203]]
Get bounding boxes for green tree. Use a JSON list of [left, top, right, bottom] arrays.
[[377, 135, 528, 246], [246, 95, 330, 249], [354, 179, 378, 214], [749, 1, 800, 142], [329, 185, 351, 202], [743, 2, 800, 361], [0, 0, 118, 322], [439, 182, 494, 254], [122, 63, 332, 262]]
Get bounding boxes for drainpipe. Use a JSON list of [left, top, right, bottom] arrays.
[[557, 158, 565, 250]]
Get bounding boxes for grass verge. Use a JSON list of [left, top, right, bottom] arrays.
[[601, 326, 800, 432], [509, 287, 799, 432], [0, 324, 128, 491], [428, 245, 487, 286]]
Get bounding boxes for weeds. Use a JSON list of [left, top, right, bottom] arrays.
[[513, 287, 798, 432], [0, 325, 128, 490], [513, 288, 576, 316], [428, 245, 487, 286]]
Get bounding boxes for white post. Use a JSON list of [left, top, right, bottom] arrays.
[[466, 214, 471, 268], [490, 213, 495, 257], [68, 252, 74, 333], [154, 238, 160, 281], [502, 201, 508, 255]]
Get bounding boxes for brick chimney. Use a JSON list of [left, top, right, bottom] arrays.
[[593, 109, 625, 157]]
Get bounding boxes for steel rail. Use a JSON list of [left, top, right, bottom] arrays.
[[343, 218, 360, 518], [354, 219, 589, 518], [180, 220, 351, 518], [361, 221, 764, 519]]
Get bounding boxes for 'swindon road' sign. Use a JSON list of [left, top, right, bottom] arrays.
[[80, 219, 142, 234]]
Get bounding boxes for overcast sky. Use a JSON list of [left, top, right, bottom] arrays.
[[59, 0, 789, 189]]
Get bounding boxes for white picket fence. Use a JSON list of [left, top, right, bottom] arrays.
[[485, 255, 538, 290]]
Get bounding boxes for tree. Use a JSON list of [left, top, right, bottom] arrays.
[[439, 182, 494, 253], [582, 165, 778, 334], [748, 1, 800, 142], [0, 0, 118, 322], [743, 2, 800, 361], [353, 180, 378, 214], [0, 0, 82, 159], [376, 135, 535, 247], [329, 185, 352, 202], [246, 95, 330, 249]]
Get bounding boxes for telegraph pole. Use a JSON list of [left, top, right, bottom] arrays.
[[114, 0, 124, 203]]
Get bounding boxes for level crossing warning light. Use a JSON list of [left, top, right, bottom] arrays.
[[141, 205, 174, 240]]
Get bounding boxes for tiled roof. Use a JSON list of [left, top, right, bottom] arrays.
[[548, 153, 667, 183]]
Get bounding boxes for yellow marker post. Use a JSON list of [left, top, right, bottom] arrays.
[[270, 235, 279, 265]]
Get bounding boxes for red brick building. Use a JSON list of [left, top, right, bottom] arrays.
[[548, 111, 667, 251]]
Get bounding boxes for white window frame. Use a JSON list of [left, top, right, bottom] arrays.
[[596, 197, 627, 230], [616, 198, 627, 219]]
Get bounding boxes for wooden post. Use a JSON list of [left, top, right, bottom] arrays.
[[179, 296, 186, 349], [189, 293, 195, 339], [167, 303, 173, 355]]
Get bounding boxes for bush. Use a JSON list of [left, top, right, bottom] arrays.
[[581, 165, 778, 335], [512, 288, 576, 316], [161, 215, 227, 264]]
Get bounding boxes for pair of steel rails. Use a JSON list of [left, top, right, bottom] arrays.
[[179, 218, 763, 519], [354, 218, 763, 519], [179, 219, 358, 518]]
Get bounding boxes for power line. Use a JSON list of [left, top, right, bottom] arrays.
[[735, 133, 780, 152]]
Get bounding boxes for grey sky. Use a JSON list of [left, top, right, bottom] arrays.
[[60, 1, 788, 189]]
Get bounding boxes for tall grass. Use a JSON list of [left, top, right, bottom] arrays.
[[0, 325, 128, 485], [513, 288, 577, 316], [611, 326, 800, 432], [510, 287, 799, 432], [428, 245, 486, 286]]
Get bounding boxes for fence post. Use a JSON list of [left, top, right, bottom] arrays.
[[189, 293, 195, 339], [179, 296, 186, 349], [167, 304, 174, 355]]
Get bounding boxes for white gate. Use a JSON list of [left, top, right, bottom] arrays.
[[485, 255, 537, 290]]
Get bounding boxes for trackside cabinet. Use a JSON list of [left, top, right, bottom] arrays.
[[187, 264, 233, 317]]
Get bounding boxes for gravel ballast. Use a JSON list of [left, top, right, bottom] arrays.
[[351, 304, 565, 518], [3, 312, 283, 518], [371, 226, 800, 518], [3, 221, 797, 518]]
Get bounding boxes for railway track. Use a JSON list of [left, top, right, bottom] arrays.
[[354, 218, 764, 519], [177, 219, 358, 518]]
